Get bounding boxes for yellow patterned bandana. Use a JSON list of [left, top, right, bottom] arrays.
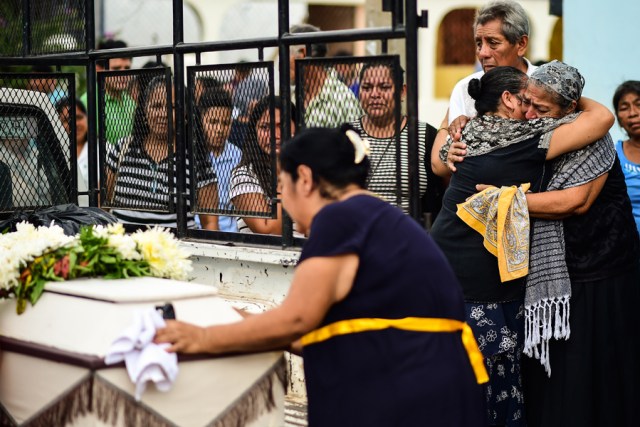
[[456, 183, 531, 282]]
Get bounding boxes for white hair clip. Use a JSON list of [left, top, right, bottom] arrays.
[[345, 129, 370, 164]]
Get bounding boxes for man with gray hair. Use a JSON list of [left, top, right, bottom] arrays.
[[432, 0, 537, 176], [432, 0, 537, 177], [448, 0, 536, 121], [289, 23, 361, 128]]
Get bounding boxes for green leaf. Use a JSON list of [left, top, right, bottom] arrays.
[[86, 254, 99, 267], [29, 279, 47, 305], [100, 255, 117, 264], [16, 298, 26, 315], [68, 252, 77, 273], [42, 268, 58, 280]]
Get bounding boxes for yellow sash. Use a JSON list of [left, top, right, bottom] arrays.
[[301, 317, 488, 384]]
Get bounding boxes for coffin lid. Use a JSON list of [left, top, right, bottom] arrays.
[[0, 277, 231, 358]]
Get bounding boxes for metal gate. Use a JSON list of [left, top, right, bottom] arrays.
[[0, 0, 426, 248]]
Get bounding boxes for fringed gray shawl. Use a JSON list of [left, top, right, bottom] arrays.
[[524, 133, 615, 375]]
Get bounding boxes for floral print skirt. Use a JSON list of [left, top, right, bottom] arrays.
[[466, 300, 525, 427]]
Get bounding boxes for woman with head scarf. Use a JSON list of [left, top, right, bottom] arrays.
[[518, 64, 640, 427], [157, 125, 487, 426], [430, 62, 615, 426]]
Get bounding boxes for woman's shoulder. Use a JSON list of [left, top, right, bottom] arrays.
[[115, 134, 135, 148], [314, 194, 428, 247], [108, 135, 136, 155], [303, 196, 386, 260], [615, 139, 637, 166], [459, 116, 541, 155]]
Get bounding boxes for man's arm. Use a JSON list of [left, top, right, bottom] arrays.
[[431, 112, 472, 176], [431, 74, 477, 177], [430, 111, 452, 178], [526, 174, 607, 219]]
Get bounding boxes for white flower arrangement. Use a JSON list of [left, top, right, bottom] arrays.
[[132, 227, 193, 281], [94, 223, 142, 261], [0, 222, 192, 314], [0, 222, 74, 293]]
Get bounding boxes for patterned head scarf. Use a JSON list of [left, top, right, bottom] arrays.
[[530, 60, 585, 103]]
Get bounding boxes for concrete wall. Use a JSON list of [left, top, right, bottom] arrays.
[[563, 0, 640, 143]]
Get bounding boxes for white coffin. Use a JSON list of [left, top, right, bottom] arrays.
[[0, 277, 285, 427]]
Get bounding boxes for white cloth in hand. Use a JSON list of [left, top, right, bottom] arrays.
[[105, 307, 178, 401]]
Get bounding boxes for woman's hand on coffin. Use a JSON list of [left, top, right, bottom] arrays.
[[155, 320, 207, 353]]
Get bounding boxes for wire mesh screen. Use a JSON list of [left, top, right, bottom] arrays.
[[0, 74, 75, 211], [30, 0, 86, 54], [0, 0, 85, 57], [187, 62, 275, 226], [102, 68, 176, 213], [97, 69, 138, 147], [0, 1, 23, 57], [294, 56, 364, 129], [298, 55, 422, 213], [350, 57, 405, 209]]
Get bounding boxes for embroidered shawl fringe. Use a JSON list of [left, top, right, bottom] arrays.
[[524, 296, 571, 376], [208, 359, 287, 427]]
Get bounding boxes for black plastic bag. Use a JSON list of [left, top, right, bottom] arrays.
[[0, 204, 117, 235]]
